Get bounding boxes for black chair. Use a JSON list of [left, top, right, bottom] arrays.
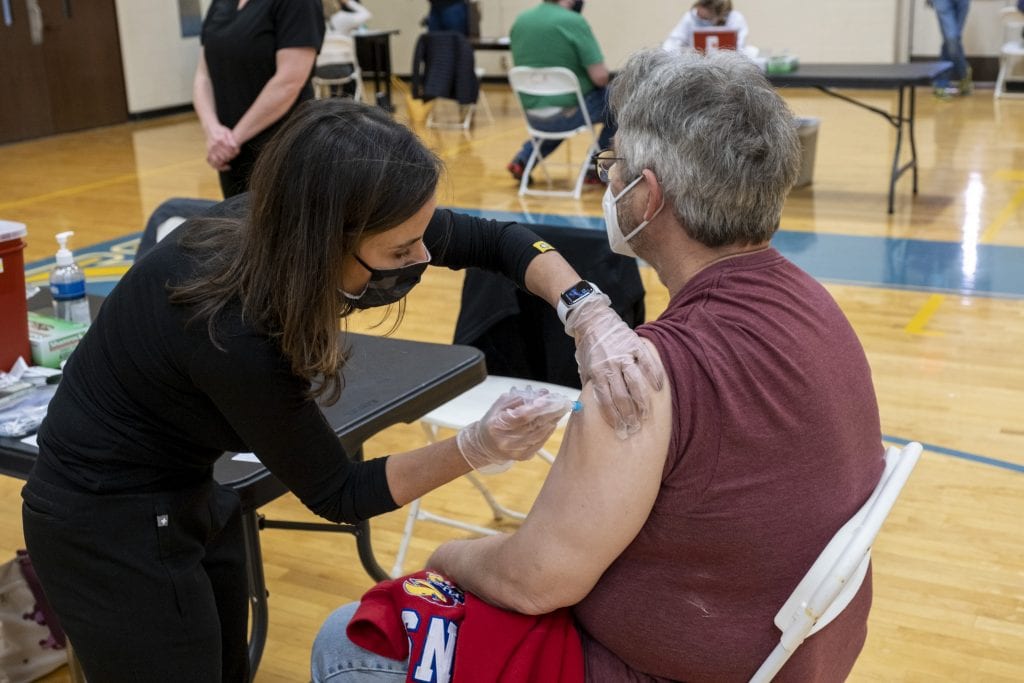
[[454, 223, 645, 388]]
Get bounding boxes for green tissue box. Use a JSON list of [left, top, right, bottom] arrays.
[[28, 312, 88, 368]]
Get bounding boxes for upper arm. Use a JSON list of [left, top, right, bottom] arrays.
[[574, 21, 605, 77], [500, 339, 672, 611], [188, 332, 351, 508], [275, 47, 317, 85], [426, 209, 542, 287]]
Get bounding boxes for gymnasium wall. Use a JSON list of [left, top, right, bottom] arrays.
[[113, 0, 1013, 115]]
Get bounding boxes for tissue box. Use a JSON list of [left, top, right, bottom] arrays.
[[27, 312, 88, 368]]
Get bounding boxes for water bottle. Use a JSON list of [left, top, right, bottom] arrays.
[[49, 230, 90, 325]]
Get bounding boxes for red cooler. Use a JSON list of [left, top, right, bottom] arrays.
[[0, 220, 30, 371]]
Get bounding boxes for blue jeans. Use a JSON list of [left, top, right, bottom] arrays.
[[428, 2, 468, 35], [512, 87, 615, 168], [311, 602, 409, 682], [931, 0, 970, 84]]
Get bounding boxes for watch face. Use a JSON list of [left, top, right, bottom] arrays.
[[561, 281, 594, 306]]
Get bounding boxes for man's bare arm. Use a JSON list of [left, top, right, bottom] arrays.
[[428, 339, 671, 614]]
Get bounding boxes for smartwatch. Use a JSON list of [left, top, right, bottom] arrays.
[[556, 280, 602, 325]]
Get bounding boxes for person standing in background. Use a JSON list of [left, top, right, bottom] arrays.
[[662, 0, 749, 52], [193, 0, 324, 198], [927, 0, 972, 97], [427, 0, 470, 35]]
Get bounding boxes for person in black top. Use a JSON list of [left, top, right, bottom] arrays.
[[21, 99, 661, 681], [194, 0, 324, 198]]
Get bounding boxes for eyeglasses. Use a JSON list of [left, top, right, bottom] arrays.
[[591, 149, 625, 184]]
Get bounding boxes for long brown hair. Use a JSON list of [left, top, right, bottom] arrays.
[[694, 0, 733, 23], [170, 99, 442, 404]]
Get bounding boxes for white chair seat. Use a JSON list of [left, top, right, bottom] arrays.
[[420, 376, 577, 430], [390, 375, 580, 577], [312, 64, 365, 103]]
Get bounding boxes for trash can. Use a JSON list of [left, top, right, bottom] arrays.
[[793, 116, 820, 188]]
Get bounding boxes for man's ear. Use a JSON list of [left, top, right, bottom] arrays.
[[641, 168, 664, 221]]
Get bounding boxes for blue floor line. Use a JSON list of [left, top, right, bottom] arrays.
[[883, 435, 1023, 474], [448, 206, 1024, 300]]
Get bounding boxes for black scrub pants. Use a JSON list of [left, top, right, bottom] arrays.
[[22, 475, 249, 682]]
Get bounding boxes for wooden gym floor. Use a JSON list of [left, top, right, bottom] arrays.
[[0, 83, 1021, 681]]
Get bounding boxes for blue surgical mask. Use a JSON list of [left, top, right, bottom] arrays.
[[341, 248, 431, 309]]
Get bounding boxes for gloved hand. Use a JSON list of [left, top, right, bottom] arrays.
[[456, 386, 574, 474], [565, 295, 664, 440]]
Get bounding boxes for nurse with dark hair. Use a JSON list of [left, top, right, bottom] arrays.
[[21, 98, 661, 682]]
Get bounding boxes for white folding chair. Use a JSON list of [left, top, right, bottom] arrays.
[[390, 376, 579, 577], [313, 65, 365, 104], [426, 66, 494, 130], [995, 6, 1024, 100], [507, 66, 601, 200], [749, 441, 923, 683]]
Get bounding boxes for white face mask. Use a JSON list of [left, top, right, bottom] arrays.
[[603, 176, 663, 258]]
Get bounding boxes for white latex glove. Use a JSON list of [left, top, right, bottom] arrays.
[[456, 386, 574, 474], [565, 295, 664, 440]]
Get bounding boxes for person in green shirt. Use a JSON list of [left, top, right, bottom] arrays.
[[507, 0, 614, 183]]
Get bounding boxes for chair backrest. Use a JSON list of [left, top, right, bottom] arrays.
[[507, 66, 592, 128], [137, 197, 218, 261], [1000, 5, 1024, 28], [748, 441, 923, 683], [1000, 6, 1024, 48]]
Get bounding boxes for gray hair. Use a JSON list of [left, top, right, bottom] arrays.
[[610, 48, 801, 247]]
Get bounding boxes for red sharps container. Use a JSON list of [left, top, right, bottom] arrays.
[[0, 221, 31, 372]]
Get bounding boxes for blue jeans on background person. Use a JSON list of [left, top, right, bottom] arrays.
[[510, 87, 616, 172], [428, 1, 469, 35], [931, 0, 971, 86], [311, 602, 409, 682]]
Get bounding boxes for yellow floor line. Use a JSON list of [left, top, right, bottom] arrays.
[[981, 185, 1024, 244], [0, 159, 203, 212], [904, 293, 946, 336], [993, 169, 1024, 182]]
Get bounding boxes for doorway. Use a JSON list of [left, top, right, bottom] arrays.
[[0, 0, 128, 144]]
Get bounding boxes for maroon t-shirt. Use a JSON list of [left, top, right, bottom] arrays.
[[574, 248, 884, 682]]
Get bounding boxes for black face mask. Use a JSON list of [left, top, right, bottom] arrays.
[[571, 0, 584, 12], [341, 250, 431, 309]]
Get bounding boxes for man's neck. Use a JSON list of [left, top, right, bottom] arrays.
[[657, 237, 770, 298]]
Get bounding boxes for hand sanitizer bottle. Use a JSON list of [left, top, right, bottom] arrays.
[[49, 230, 90, 325]]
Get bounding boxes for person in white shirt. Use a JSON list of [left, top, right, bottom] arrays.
[[662, 0, 749, 52], [315, 0, 371, 97]]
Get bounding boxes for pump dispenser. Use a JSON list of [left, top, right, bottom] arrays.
[[49, 230, 90, 324]]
